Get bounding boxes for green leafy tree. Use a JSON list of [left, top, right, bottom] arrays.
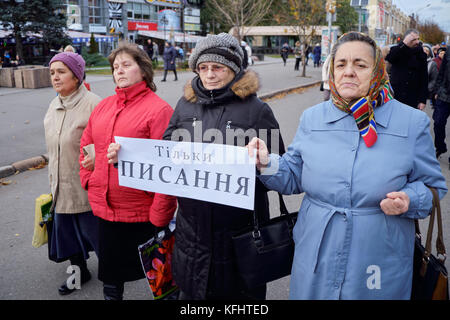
[[335, 0, 358, 34], [0, 0, 70, 59]]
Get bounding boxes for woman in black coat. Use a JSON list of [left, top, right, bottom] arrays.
[[162, 41, 178, 81], [163, 33, 285, 300]]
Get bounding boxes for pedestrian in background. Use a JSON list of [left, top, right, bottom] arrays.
[[162, 41, 178, 81], [281, 42, 290, 66], [294, 41, 302, 71], [2, 50, 12, 67], [321, 54, 331, 101], [313, 43, 321, 67], [145, 38, 154, 61], [434, 47, 446, 71], [63, 45, 76, 53], [424, 45, 438, 107], [305, 44, 312, 66], [247, 32, 447, 299], [44, 52, 102, 296], [153, 41, 159, 64], [385, 29, 428, 110], [241, 41, 249, 69], [244, 41, 253, 66], [432, 50, 450, 163], [80, 43, 177, 300], [163, 33, 285, 300]]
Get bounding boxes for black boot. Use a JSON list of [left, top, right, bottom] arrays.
[[103, 282, 124, 301], [58, 256, 91, 295], [161, 70, 167, 82], [173, 70, 178, 81]]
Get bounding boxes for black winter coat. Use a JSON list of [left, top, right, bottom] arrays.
[[385, 42, 428, 108], [163, 70, 285, 299], [433, 52, 450, 103]]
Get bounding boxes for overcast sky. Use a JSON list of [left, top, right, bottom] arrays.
[[392, 0, 450, 33]]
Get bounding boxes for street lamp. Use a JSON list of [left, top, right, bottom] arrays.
[[161, 14, 168, 42]]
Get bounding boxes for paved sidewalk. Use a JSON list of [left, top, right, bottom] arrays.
[[0, 57, 321, 178]]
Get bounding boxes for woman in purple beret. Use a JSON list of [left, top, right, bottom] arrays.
[[44, 52, 102, 296]]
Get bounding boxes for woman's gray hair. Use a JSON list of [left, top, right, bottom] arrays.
[[330, 32, 377, 60]]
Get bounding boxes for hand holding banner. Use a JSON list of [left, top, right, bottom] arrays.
[[115, 137, 256, 210]]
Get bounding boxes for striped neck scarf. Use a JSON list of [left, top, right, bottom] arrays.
[[329, 40, 394, 148]]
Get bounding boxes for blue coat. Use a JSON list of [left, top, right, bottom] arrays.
[[163, 46, 177, 71], [259, 99, 447, 299]]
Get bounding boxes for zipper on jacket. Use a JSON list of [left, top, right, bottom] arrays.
[[226, 121, 231, 129]]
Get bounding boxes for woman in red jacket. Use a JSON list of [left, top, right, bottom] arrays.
[[79, 43, 177, 300]]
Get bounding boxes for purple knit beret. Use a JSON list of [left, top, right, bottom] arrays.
[[49, 52, 85, 83]]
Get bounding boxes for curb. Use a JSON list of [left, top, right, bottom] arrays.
[[0, 154, 48, 179], [260, 80, 321, 100], [0, 79, 320, 180]]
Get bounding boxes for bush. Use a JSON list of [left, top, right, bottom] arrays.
[[81, 47, 109, 67]]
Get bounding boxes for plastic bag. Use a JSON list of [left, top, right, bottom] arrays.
[[138, 219, 177, 300], [32, 193, 52, 248]]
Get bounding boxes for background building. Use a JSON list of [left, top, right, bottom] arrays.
[[63, 0, 203, 55], [365, 0, 410, 46]]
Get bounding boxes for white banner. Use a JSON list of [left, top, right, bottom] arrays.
[[115, 137, 256, 210]]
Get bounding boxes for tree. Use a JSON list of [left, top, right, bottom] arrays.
[[417, 20, 445, 45], [0, 0, 69, 59], [206, 0, 274, 42], [275, 0, 326, 77], [89, 33, 99, 54], [335, 0, 358, 34]]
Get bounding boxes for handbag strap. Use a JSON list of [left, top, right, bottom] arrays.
[[415, 187, 446, 262], [252, 192, 290, 236]]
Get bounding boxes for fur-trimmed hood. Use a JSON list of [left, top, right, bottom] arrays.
[[183, 69, 260, 104]]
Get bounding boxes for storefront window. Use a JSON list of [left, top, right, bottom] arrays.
[[142, 4, 150, 20], [89, 0, 101, 24], [134, 3, 142, 19]]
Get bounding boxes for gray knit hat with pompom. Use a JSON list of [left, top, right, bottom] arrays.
[[189, 33, 244, 74]]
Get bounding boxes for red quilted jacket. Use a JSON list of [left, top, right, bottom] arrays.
[[79, 80, 177, 226]]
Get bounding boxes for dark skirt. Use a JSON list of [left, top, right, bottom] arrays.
[[47, 211, 99, 263], [97, 218, 156, 284]]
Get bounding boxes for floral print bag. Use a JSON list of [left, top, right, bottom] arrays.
[[138, 219, 178, 299]]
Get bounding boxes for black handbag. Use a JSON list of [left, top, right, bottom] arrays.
[[231, 193, 298, 289], [411, 187, 449, 300]]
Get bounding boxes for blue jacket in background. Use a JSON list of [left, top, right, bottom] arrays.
[[259, 99, 447, 299]]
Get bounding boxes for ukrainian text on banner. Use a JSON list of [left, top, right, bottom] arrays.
[[115, 137, 256, 210]]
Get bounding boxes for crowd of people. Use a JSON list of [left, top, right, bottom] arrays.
[[39, 29, 448, 301]]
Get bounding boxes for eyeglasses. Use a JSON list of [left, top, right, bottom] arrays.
[[197, 64, 226, 74]]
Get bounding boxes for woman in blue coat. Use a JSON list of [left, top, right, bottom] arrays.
[[162, 41, 178, 81], [247, 32, 447, 300], [313, 43, 321, 67]]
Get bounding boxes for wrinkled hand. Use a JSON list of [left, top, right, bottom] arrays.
[[246, 137, 269, 171], [380, 191, 410, 215], [418, 103, 426, 111], [107, 143, 121, 165], [81, 154, 95, 171]]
